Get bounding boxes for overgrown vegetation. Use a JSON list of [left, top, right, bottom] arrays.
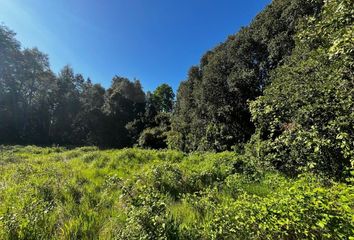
[[0, 146, 353, 239], [249, 0, 353, 179], [170, 0, 325, 152], [171, 0, 353, 179], [0, 0, 353, 238], [0, 34, 174, 147]]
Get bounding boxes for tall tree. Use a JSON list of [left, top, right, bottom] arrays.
[[0, 26, 56, 144], [72, 79, 106, 146], [171, 0, 324, 152], [20, 48, 56, 144], [151, 83, 175, 113], [103, 77, 146, 147], [0, 25, 23, 144], [250, 0, 353, 178], [136, 84, 175, 149], [50, 66, 81, 144]]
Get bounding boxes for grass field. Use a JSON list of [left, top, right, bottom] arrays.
[[0, 146, 353, 239]]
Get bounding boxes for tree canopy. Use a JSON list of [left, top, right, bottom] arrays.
[[170, 0, 324, 152], [250, 0, 353, 178], [0, 24, 174, 148], [0, 0, 352, 179]]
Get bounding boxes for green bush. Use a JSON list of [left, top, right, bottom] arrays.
[[138, 127, 168, 149], [208, 175, 354, 240], [249, 0, 354, 178]]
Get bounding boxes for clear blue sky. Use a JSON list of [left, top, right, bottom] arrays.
[[0, 0, 270, 92]]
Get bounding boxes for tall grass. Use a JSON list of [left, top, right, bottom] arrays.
[[0, 146, 353, 239]]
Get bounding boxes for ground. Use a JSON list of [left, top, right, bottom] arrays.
[[0, 146, 353, 239]]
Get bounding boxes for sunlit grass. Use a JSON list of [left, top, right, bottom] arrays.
[[0, 146, 353, 239]]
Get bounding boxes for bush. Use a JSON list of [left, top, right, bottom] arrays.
[[138, 127, 168, 149], [249, 0, 354, 178], [208, 175, 354, 239]]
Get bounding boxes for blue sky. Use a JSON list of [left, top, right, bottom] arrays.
[[0, 0, 270, 92]]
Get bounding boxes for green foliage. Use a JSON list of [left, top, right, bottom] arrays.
[[208, 175, 354, 240], [138, 127, 168, 149], [1, 1, 353, 238], [171, 0, 324, 152], [102, 76, 146, 147], [250, 0, 354, 178], [151, 84, 175, 113], [0, 25, 175, 148], [1, 146, 353, 239], [134, 83, 174, 150]]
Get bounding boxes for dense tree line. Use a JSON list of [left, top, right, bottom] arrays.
[[169, 0, 353, 178], [1, 0, 352, 178], [249, 0, 353, 178], [170, 0, 325, 152], [0, 25, 174, 148]]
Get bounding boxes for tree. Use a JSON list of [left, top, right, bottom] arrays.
[[249, 0, 353, 178], [0, 25, 57, 144], [50, 66, 81, 144], [171, 0, 324, 152], [1, 24, 177, 148], [20, 48, 56, 144], [169, 66, 204, 152], [72, 80, 106, 146], [103, 77, 146, 147], [152, 83, 175, 113], [0, 25, 23, 144], [125, 83, 175, 150]]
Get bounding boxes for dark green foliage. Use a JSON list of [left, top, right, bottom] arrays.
[[133, 84, 174, 149], [138, 127, 168, 149], [0, 26, 21, 144], [0, 0, 353, 239], [0, 26, 108, 146], [102, 77, 146, 147], [0, 25, 175, 148], [50, 66, 82, 144], [250, 0, 354, 178], [138, 112, 172, 149], [151, 83, 175, 113], [0, 26, 56, 145], [72, 81, 106, 146], [171, 0, 324, 152]]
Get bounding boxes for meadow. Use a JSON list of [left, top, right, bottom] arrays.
[[0, 146, 353, 239]]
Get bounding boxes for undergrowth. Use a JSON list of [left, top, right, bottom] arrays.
[[0, 146, 353, 239]]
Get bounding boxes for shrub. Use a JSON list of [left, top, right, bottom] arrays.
[[208, 175, 354, 239], [249, 0, 354, 178], [138, 127, 168, 149]]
